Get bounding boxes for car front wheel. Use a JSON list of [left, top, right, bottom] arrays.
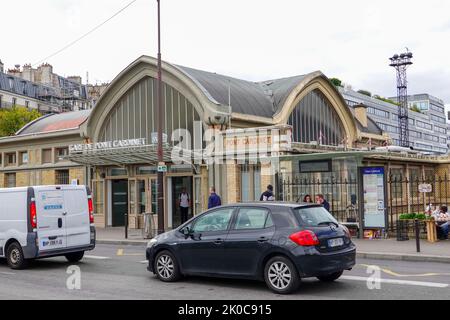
[[317, 271, 344, 282], [264, 256, 300, 294], [154, 251, 181, 282]]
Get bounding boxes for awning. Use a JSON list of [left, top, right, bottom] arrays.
[[67, 145, 176, 166]]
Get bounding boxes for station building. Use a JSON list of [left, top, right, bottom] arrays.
[[1, 55, 449, 233]]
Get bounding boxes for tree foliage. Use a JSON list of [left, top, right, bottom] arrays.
[[357, 89, 372, 97], [329, 78, 343, 87], [0, 107, 42, 137]]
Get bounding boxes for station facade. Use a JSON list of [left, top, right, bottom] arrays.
[[1, 55, 449, 233]]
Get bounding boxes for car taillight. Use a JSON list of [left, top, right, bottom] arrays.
[[30, 201, 37, 229], [289, 230, 320, 246], [88, 198, 94, 224]]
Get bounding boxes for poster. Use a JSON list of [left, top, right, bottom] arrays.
[[362, 167, 387, 229]]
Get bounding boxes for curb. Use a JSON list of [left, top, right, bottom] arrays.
[[357, 252, 450, 264], [97, 239, 148, 246]]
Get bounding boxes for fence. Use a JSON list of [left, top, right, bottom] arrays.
[[277, 175, 359, 224], [277, 173, 450, 233]]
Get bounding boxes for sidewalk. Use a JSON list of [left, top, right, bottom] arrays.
[[95, 227, 450, 263], [353, 238, 450, 263]]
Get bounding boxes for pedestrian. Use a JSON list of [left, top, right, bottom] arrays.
[[208, 186, 222, 209], [433, 205, 449, 240], [303, 194, 313, 203], [178, 188, 190, 224], [316, 194, 330, 212], [260, 185, 275, 202]]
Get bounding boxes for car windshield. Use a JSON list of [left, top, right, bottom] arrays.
[[294, 206, 339, 227]]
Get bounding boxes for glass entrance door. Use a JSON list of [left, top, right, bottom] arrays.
[[171, 176, 193, 228], [111, 179, 128, 227]]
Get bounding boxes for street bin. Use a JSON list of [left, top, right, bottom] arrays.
[[396, 219, 409, 241]]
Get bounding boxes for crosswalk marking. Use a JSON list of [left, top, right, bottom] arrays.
[[84, 255, 110, 260], [341, 275, 449, 288]]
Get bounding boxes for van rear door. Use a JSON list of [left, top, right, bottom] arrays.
[[64, 186, 91, 248], [35, 187, 67, 252]]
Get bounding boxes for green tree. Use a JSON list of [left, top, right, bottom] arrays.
[[357, 89, 372, 97], [329, 78, 343, 87], [0, 107, 41, 137]]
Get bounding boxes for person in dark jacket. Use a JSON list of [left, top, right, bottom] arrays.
[[260, 185, 275, 201], [316, 194, 330, 212], [208, 187, 222, 209]]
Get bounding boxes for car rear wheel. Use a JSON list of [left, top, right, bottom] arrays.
[[264, 256, 300, 294], [317, 271, 344, 282], [6, 242, 28, 270], [65, 251, 85, 263], [155, 251, 181, 282]]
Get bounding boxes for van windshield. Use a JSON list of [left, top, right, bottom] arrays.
[[294, 206, 339, 227]]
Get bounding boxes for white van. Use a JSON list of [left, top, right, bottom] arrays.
[[0, 185, 96, 269]]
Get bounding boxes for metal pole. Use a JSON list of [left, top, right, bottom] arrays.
[[415, 219, 420, 253], [156, 0, 165, 235]]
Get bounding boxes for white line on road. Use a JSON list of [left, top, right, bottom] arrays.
[[341, 276, 449, 288], [139, 260, 148, 264], [84, 255, 110, 260]]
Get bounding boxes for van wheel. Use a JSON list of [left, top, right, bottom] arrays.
[[65, 251, 85, 263], [264, 256, 300, 294], [317, 271, 344, 282], [154, 251, 181, 282], [6, 242, 28, 270]]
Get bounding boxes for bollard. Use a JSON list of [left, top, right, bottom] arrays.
[[125, 213, 128, 239], [415, 219, 420, 253]]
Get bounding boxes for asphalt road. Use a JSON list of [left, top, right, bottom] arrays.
[[1, 243, 450, 300]]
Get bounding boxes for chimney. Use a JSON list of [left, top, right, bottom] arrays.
[[354, 103, 368, 128]]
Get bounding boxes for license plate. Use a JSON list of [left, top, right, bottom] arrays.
[[43, 239, 63, 247], [328, 238, 344, 248]]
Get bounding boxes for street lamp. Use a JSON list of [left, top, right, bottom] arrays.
[[156, 0, 165, 234]]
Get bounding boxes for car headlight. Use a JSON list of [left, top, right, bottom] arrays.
[[147, 238, 158, 248]]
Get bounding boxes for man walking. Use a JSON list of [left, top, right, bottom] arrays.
[[260, 185, 275, 202], [178, 188, 190, 224], [316, 194, 330, 212], [208, 186, 222, 209]]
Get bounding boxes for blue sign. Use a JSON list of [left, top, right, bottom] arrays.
[[44, 205, 63, 210], [362, 167, 387, 229]]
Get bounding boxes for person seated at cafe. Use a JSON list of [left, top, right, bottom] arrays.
[[433, 206, 450, 240]]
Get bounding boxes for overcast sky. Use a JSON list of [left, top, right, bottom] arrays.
[[1, 0, 449, 106]]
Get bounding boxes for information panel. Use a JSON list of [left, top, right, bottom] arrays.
[[361, 167, 387, 229]]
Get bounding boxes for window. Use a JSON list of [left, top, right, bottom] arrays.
[[431, 115, 446, 124], [409, 168, 421, 198], [416, 121, 433, 131], [5, 173, 16, 188], [367, 107, 389, 118], [376, 122, 399, 134], [55, 170, 70, 185], [192, 208, 234, 233], [390, 168, 403, 199], [430, 103, 444, 113], [19, 151, 28, 165], [55, 147, 69, 162], [435, 126, 447, 134], [233, 208, 271, 230], [109, 168, 128, 176], [294, 207, 338, 227], [5, 153, 16, 166], [42, 149, 52, 164]]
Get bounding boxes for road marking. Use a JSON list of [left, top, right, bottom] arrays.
[[117, 249, 144, 257], [341, 275, 449, 288], [359, 264, 450, 278], [84, 255, 110, 260], [0, 271, 15, 276], [139, 260, 148, 264]]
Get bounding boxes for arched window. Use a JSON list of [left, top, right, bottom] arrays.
[[288, 89, 346, 146]]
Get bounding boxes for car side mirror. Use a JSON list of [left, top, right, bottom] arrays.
[[180, 227, 191, 237]]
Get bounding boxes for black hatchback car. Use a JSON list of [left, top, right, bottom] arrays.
[[146, 203, 356, 294]]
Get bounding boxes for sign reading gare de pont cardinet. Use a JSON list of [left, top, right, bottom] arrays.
[[69, 138, 146, 153]]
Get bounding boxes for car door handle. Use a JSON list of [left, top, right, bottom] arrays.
[[214, 239, 224, 245], [258, 237, 270, 243]]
